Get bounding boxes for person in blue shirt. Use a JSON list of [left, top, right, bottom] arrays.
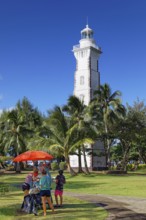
[[44, 162, 52, 179], [39, 170, 54, 216]]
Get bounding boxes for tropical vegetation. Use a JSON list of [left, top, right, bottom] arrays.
[[0, 84, 146, 175]]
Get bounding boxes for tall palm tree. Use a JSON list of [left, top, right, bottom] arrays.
[[16, 97, 43, 129], [3, 97, 43, 156], [4, 108, 34, 172], [0, 110, 8, 155], [30, 106, 94, 176], [63, 95, 96, 174], [3, 110, 25, 172], [93, 83, 126, 168]]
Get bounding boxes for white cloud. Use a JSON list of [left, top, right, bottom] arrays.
[[7, 106, 15, 111], [0, 106, 15, 115], [0, 109, 3, 115]]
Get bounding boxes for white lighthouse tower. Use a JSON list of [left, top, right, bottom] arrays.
[[73, 24, 101, 105], [71, 24, 106, 170]]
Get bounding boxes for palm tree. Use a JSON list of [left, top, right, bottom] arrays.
[[3, 97, 43, 158], [3, 107, 35, 172], [63, 95, 96, 174], [93, 83, 126, 168], [16, 97, 43, 129], [30, 106, 94, 176], [6, 97, 43, 171], [0, 110, 9, 155]]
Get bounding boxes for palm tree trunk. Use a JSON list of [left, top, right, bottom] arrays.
[[15, 152, 21, 173], [66, 156, 76, 176], [82, 145, 90, 174], [104, 121, 111, 170], [121, 145, 130, 171], [107, 139, 111, 169], [78, 148, 84, 173]]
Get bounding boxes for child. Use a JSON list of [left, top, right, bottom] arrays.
[[54, 170, 66, 207]]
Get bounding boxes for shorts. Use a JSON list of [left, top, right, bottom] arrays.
[[40, 190, 51, 197], [54, 189, 63, 196]]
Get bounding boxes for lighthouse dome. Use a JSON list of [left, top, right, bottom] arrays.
[[81, 25, 94, 39]]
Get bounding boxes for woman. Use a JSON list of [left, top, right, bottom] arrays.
[[39, 169, 54, 216], [32, 166, 39, 181]]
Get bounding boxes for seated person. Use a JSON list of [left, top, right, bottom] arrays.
[[22, 182, 30, 196], [25, 173, 33, 188], [21, 182, 38, 216]]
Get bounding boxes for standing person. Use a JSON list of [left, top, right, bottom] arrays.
[[38, 162, 44, 174], [54, 170, 66, 208], [44, 162, 52, 179], [39, 170, 54, 216]]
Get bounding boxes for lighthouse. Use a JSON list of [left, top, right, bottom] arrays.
[[71, 24, 106, 170], [73, 24, 101, 105]]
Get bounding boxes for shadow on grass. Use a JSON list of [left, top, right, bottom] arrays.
[[0, 202, 105, 220], [127, 172, 146, 176], [0, 203, 20, 217], [0, 191, 23, 200], [16, 203, 105, 220], [60, 202, 97, 209], [107, 206, 146, 220]]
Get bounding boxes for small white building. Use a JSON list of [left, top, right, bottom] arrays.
[[70, 24, 106, 170]]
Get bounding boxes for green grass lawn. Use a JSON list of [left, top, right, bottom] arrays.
[[1, 170, 146, 220], [0, 171, 107, 220], [0, 193, 106, 220], [64, 172, 146, 198]]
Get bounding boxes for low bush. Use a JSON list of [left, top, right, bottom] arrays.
[[59, 161, 67, 170], [127, 164, 134, 171], [51, 162, 59, 171], [137, 164, 146, 170]]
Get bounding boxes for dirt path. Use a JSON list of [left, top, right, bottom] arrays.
[[64, 192, 146, 220]]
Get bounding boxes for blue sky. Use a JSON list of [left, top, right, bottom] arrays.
[[0, 0, 146, 115]]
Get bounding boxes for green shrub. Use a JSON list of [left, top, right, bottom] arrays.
[[127, 164, 134, 171], [0, 156, 12, 162], [51, 162, 59, 171], [137, 164, 146, 170], [126, 163, 146, 171], [59, 161, 67, 170], [5, 165, 15, 171]]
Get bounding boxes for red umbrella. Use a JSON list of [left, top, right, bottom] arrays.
[[13, 150, 53, 162]]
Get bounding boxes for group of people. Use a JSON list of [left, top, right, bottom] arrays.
[[21, 162, 66, 216]]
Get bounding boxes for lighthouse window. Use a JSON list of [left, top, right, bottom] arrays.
[[80, 76, 84, 85], [82, 33, 86, 39], [88, 33, 93, 39]]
